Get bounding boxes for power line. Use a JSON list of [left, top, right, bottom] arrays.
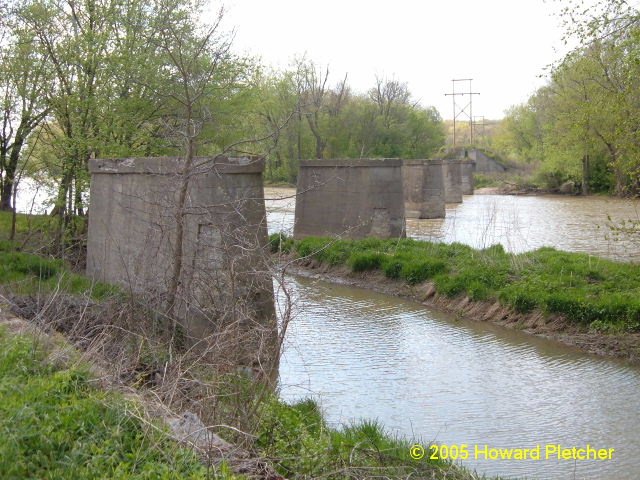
[[444, 79, 480, 147], [473, 115, 486, 144]]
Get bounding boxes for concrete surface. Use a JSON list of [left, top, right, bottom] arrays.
[[403, 159, 446, 219], [294, 158, 406, 239], [87, 156, 276, 374], [444, 159, 463, 203], [460, 160, 475, 195]]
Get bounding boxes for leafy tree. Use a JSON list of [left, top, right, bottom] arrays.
[[493, 0, 640, 195], [0, 13, 50, 211]]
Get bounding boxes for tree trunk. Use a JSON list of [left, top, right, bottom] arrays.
[[297, 109, 302, 161], [581, 154, 590, 195], [0, 172, 15, 211], [306, 113, 325, 159], [0, 133, 26, 211]]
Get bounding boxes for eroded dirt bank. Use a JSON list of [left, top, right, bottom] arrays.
[[286, 259, 640, 365]]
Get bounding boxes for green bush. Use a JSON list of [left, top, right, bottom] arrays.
[[348, 251, 385, 272], [296, 237, 327, 258], [434, 274, 466, 297], [0, 240, 16, 252], [269, 233, 294, 253], [382, 258, 404, 279], [0, 328, 214, 480], [400, 259, 446, 285], [545, 293, 596, 323], [467, 280, 490, 301], [0, 252, 62, 280], [499, 285, 540, 313]]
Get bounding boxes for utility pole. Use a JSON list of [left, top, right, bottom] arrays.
[[444, 79, 480, 148], [473, 115, 486, 145]]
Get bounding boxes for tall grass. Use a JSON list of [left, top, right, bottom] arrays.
[[274, 234, 640, 333], [255, 396, 494, 479], [0, 327, 224, 479], [0, 241, 117, 299]]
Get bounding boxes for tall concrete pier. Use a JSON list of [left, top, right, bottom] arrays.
[[87, 156, 276, 375], [460, 160, 475, 195], [403, 159, 446, 219], [294, 158, 406, 239], [444, 159, 463, 203]]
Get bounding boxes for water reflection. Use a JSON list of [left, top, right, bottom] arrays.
[[278, 275, 640, 480], [408, 194, 640, 262]]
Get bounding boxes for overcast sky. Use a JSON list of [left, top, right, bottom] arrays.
[[221, 0, 572, 121]]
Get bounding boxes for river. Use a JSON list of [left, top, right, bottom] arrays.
[[266, 187, 640, 479], [265, 188, 640, 262]]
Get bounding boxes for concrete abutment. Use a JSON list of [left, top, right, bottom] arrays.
[[460, 160, 475, 195]]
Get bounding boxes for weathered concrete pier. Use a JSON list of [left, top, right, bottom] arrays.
[[87, 156, 276, 374], [294, 158, 406, 239], [444, 159, 463, 203], [402, 159, 446, 219], [460, 160, 475, 195], [469, 148, 506, 173]]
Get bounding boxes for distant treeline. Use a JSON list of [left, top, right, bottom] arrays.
[[0, 0, 445, 222], [492, 0, 640, 195]]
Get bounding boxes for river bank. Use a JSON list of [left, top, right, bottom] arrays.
[[0, 238, 495, 480], [273, 235, 640, 364]]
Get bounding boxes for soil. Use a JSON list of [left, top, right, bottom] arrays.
[[286, 258, 640, 366]]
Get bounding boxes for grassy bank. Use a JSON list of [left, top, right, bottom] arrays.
[[0, 245, 494, 479], [0, 239, 116, 299], [255, 396, 490, 479], [271, 234, 640, 334], [0, 323, 489, 480], [0, 326, 220, 479]]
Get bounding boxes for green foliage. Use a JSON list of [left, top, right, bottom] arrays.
[[400, 259, 446, 285], [284, 234, 640, 332], [0, 211, 57, 245], [269, 233, 294, 253], [382, 257, 404, 279], [0, 250, 118, 299], [433, 274, 467, 298], [0, 251, 62, 279], [499, 285, 540, 313], [347, 251, 385, 272], [473, 173, 499, 189], [255, 396, 479, 479], [257, 68, 445, 182], [0, 328, 214, 479], [492, 6, 640, 196], [296, 237, 352, 265]]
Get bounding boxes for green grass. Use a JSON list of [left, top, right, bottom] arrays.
[[0, 297, 495, 480], [0, 210, 59, 248], [0, 241, 117, 299], [256, 396, 493, 479], [272, 233, 640, 333], [0, 326, 233, 479]]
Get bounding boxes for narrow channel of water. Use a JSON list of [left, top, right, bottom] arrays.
[[277, 275, 640, 479]]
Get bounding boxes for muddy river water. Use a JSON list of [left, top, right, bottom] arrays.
[[266, 188, 640, 479]]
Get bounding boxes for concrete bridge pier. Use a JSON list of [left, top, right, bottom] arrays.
[[86, 156, 278, 382], [294, 158, 406, 239], [444, 159, 463, 203], [402, 159, 446, 219], [460, 160, 475, 195]]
